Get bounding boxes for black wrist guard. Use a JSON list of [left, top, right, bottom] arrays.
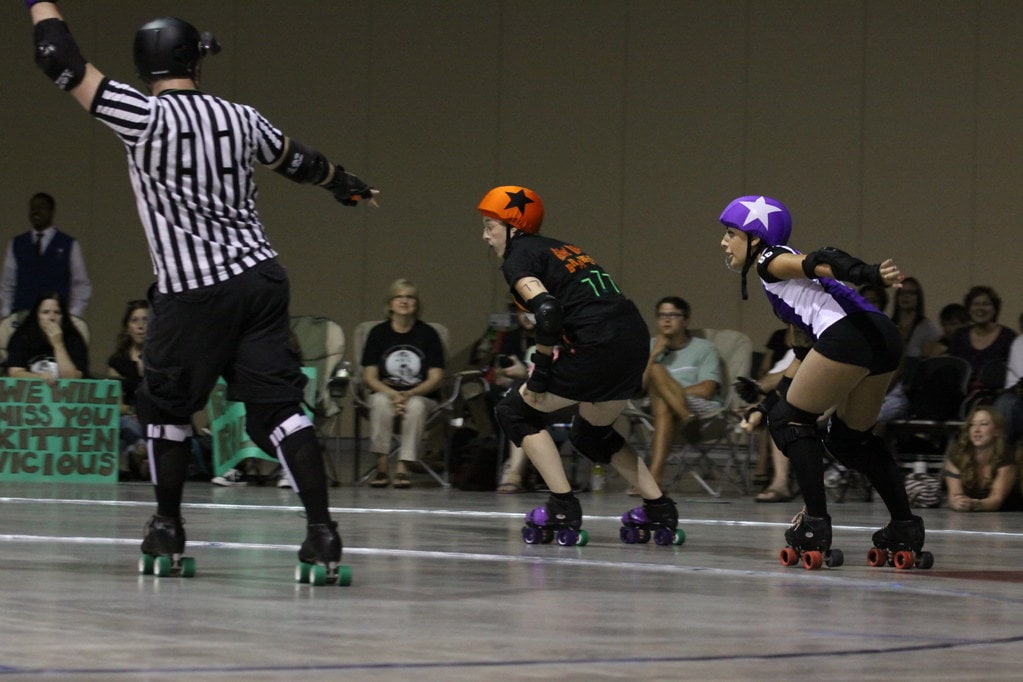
[[733, 376, 762, 404], [744, 404, 767, 424], [526, 351, 553, 394], [802, 247, 883, 287], [34, 18, 86, 91], [323, 167, 374, 206]]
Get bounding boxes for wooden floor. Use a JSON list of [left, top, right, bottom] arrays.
[[2, 468, 1022, 681]]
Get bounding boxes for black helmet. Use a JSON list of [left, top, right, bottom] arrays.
[[133, 17, 220, 82]]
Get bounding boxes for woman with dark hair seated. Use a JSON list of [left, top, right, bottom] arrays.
[[6, 290, 88, 383]]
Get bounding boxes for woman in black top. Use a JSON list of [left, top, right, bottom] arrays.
[[6, 291, 88, 383], [107, 299, 149, 479]]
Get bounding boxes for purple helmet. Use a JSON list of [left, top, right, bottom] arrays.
[[719, 195, 792, 247]]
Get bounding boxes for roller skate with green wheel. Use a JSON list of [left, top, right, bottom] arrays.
[[620, 496, 685, 546], [522, 493, 589, 546], [138, 514, 196, 577], [295, 521, 352, 586], [867, 514, 933, 570], [779, 508, 843, 570]]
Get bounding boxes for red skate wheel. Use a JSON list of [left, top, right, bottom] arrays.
[[866, 547, 888, 567], [779, 547, 800, 567], [893, 550, 915, 570], [802, 551, 824, 570]]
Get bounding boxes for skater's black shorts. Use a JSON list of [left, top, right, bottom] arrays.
[[812, 311, 901, 375], [547, 308, 648, 403], [138, 258, 307, 423]]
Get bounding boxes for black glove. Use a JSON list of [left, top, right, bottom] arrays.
[[526, 351, 553, 394], [324, 167, 374, 206], [733, 376, 763, 404]]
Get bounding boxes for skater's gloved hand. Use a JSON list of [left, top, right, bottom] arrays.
[[526, 350, 553, 394]]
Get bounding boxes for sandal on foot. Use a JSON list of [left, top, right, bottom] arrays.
[[755, 488, 790, 503], [369, 471, 390, 488], [392, 472, 411, 489]]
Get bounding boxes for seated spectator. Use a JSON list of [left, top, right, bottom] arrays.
[[858, 283, 889, 313], [6, 291, 87, 382], [877, 277, 943, 425], [739, 325, 812, 502], [641, 296, 722, 486], [948, 286, 1016, 390], [361, 278, 445, 489], [924, 303, 970, 357], [469, 306, 536, 438], [742, 350, 795, 502], [752, 326, 789, 383], [106, 299, 149, 481], [992, 313, 1023, 449], [944, 406, 1022, 512]]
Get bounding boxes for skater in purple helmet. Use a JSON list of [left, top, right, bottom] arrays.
[[479, 186, 682, 546], [719, 195, 932, 570]]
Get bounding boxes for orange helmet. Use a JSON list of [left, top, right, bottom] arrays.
[[477, 186, 544, 234]]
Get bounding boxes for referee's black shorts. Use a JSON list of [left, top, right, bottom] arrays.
[[548, 311, 649, 403], [138, 258, 306, 422]]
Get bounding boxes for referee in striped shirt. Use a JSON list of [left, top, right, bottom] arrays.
[[27, 1, 378, 578]]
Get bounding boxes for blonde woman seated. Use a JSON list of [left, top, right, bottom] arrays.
[[360, 279, 445, 489], [944, 406, 1023, 512]]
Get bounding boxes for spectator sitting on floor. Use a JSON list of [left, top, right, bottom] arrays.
[[943, 406, 1022, 512]]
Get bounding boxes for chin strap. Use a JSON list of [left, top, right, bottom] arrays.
[[740, 239, 754, 300], [739, 240, 768, 300]]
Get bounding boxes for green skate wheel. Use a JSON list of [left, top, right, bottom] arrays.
[[310, 564, 328, 586], [295, 562, 311, 584], [154, 556, 173, 577], [179, 557, 196, 578], [336, 565, 353, 586], [138, 554, 154, 575], [576, 530, 589, 546], [673, 529, 686, 546]]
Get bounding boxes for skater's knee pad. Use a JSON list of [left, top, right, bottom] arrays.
[[245, 402, 312, 454], [768, 398, 821, 456], [825, 415, 889, 471], [495, 389, 547, 447], [569, 415, 624, 464]]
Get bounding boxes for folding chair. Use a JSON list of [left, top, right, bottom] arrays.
[[625, 328, 753, 497], [289, 315, 348, 484], [352, 320, 483, 488], [885, 355, 972, 472]]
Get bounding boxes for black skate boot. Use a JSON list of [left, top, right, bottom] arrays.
[[139, 515, 195, 577], [780, 508, 843, 570], [868, 515, 933, 569], [296, 521, 352, 586], [522, 493, 588, 546], [620, 496, 685, 546]]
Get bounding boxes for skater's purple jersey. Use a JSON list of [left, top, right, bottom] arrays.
[[756, 245, 880, 341]]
